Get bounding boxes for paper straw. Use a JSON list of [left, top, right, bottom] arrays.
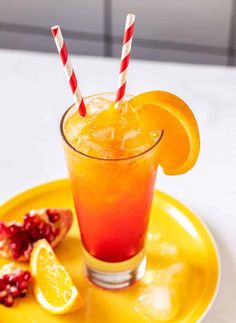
[[115, 14, 135, 109], [51, 25, 86, 117]]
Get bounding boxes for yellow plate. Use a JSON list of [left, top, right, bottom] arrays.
[[0, 179, 220, 322]]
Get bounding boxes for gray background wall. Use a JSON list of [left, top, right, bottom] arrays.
[[0, 0, 236, 66]]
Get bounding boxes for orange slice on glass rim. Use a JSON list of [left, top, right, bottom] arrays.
[[129, 91, 200, 175], [30, 239, 84, 314]]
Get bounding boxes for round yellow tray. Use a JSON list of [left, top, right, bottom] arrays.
[[0, 179, 220, 322]]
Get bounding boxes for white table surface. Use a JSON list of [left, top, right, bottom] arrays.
[[0, 49, 235, 322]]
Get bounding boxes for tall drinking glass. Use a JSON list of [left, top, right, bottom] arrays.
[[60, 93, 163, 289]]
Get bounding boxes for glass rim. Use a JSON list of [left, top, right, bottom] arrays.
[[60, 92, 164, 162]]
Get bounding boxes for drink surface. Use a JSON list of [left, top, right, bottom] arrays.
[[64, 98, 161, 159]]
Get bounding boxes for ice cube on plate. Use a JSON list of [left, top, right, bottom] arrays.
[[138, 261, 191, 321], [157, 241, 180, 263], [155, 261, 191, 289], [137, 285, 180, 321]]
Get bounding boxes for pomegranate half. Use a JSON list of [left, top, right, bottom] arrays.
[[0, 208, 73, 261]]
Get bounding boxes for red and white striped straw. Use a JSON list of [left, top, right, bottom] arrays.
[[115, 14, 135, 108], [51, 25, 86, 117]]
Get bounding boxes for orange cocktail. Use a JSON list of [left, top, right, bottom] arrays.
[[60, 90, 200, 290], [61, 93, 163, 288]]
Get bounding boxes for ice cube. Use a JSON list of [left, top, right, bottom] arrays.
[[92, 126, 115, 142], [159, 242, 179, 257], [154, 261, 191, 288], [138, 261, 191, 321], [75, 134, 111, 159], [64, 110, 88, 143], [123, 129, 140, 140], [117, 103, 157, 155], [137, 285, 180, 321], [166, 262, 189, 276], [120, 127, 153, 155], [119, 101, 142, 131], [157, 241, 180, 263], [86, 98, 113, 115]]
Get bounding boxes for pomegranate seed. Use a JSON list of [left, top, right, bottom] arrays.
[[38, 221, 45, 230], [0, 280, 5, 291], [3, 275, 10, 283], [6, 284, 11, 291], [0, 222, 9, 234], [23, 271, 31, 281], [23, 220, 31, 231], [9, 225, 21, 235], [17, 280, 28, 290], [12, 250, 22, 260], [4, 294, 14, 307], [47, 209, 60, 223], [9, 286, 19, 297], [8, 274, 17, 284], [44, 225, 51, 236]]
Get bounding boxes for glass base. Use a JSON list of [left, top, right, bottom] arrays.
[[83, 248, 146, 290]]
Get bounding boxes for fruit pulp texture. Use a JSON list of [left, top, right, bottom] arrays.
[[63, 97, 162, 262]]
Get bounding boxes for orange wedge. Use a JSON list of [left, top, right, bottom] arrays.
[[129, 91, 200, 175], [30, 239, 84, 314]]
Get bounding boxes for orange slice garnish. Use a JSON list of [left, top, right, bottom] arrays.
[[129, 91, 200, 175], [30, 239, 84, 314]]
